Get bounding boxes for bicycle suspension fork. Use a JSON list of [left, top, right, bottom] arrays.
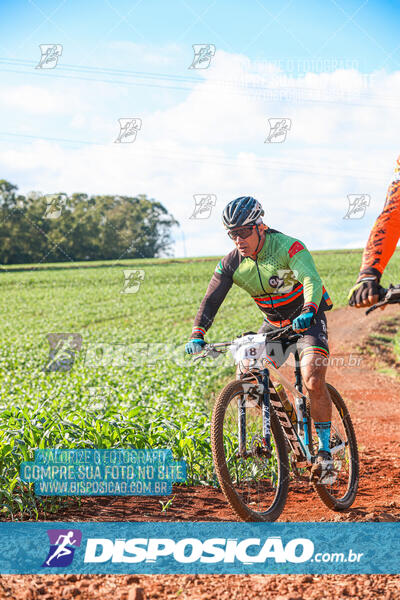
[[238, 368, 271, 455], [238, 393, 246, 456]]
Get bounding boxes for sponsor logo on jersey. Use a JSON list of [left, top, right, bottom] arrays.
[[269, 275, 284, 288], [288, 241, 305, 258]]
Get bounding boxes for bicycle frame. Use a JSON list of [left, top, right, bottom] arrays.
[[193, 330, 316, 464], [242, 356, 314, 466]]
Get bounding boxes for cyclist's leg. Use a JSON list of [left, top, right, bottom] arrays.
[[296, 311, 332, 454]]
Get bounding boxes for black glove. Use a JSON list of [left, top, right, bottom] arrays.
[[348, 268, 382, 307]]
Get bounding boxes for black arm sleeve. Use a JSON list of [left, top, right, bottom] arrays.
[[190, 249, 241, 338], [191, 271, 233, 336]]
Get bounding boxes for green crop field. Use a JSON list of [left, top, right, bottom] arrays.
[[0, 248, 399, 520]]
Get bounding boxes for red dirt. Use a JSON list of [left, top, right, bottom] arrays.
[[1, 573, 400, 600], [2, 305, 400, 598]]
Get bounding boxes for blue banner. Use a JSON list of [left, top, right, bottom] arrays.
[[0, 522, 398, 574]]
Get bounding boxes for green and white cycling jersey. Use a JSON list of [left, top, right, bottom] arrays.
[[190, 227, 332, 338]]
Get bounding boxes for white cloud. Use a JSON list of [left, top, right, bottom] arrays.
[[1, 48, 399, 257]]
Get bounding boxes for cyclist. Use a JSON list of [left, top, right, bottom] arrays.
[[185, 196, 334, 480], [348, 155, 400, 308]]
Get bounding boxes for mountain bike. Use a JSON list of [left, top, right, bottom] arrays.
[[193, 324, 359, 522]]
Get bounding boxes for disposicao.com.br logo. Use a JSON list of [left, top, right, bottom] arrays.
[[38, 531, 365, 572], [84, 537, 315, 564]]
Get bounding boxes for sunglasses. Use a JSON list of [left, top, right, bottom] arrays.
[[227, 225, 255, 240]]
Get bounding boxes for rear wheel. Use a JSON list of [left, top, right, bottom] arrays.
[[310, 383, 359, 510], [211, 380, 289, 522]]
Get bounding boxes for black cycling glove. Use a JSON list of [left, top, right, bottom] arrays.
[[348, 268, 382, 307]]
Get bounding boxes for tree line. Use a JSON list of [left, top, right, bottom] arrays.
[[0, 180, 179, 264]]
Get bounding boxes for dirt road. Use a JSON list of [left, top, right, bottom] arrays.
[[1, 305, 399, 598]]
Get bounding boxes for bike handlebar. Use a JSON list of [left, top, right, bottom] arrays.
[[192, 323, 305, 361], [365, 283, 400, 315]]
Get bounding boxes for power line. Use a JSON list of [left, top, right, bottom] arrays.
[[0, 57, 399, 109], [0, 131, 96, 145]]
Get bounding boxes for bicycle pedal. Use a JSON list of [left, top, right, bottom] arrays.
[[319, 472, 338, 486], [310, 461, 339, 486]]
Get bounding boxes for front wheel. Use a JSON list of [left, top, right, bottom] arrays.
[[311, 383, 359, 510], [211, 380, 289, 522]]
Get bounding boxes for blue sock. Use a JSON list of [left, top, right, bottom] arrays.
[[315, 421, 331, 453]]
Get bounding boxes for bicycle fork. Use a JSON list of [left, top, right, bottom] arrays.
[[238, 368, 271, 457]]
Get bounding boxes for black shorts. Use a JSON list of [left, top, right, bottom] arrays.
[[257, 311, 330, 368]]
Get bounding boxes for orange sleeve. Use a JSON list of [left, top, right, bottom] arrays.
[[360, 156, 400, 277]]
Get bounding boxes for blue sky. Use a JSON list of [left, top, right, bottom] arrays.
[[0, 0, 400, 258], [1, 0, 400, 71]]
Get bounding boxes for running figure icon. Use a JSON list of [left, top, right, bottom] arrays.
[[46, 531, 77, 566], [42, 529, 82, 567]]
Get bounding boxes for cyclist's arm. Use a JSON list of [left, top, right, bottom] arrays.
[[286, 239, 323, 315], [190, 253, 237, 338], [359, 160, 400, 280]]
